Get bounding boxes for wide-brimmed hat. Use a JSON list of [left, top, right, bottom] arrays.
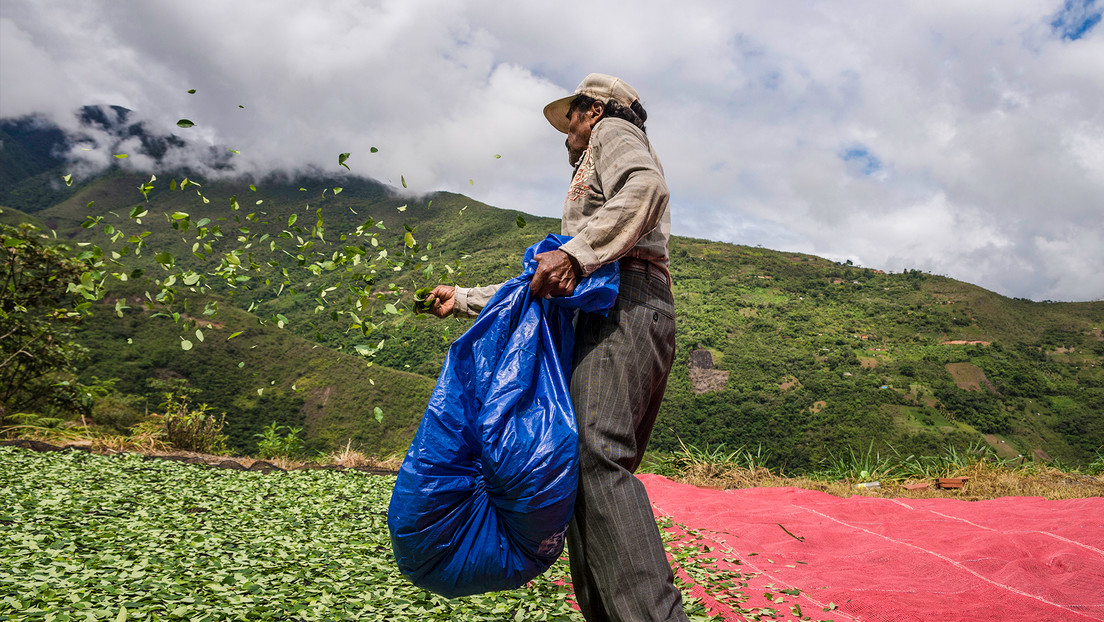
[[543, 73, 641, 134]]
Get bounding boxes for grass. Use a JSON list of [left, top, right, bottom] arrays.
[[642, 440, 1104, 501]]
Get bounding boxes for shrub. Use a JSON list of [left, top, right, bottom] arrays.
[[160, 392, 227, 454], [255, 422, 305, 459]]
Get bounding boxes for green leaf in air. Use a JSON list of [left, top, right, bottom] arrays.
[[339, 153, 351, 170], [176, 119, 195, 128], [516, 215, 527, 228], [180, 339, 193, 351]]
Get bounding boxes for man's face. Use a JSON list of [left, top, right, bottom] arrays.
[[565, 101, 602, 166]]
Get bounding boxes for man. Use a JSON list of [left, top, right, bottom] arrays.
[[424, 73, 686, 621]]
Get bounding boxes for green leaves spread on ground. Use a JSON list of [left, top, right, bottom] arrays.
[[0, 447, 584, 621]]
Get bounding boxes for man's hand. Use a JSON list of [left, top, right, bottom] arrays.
[[530, 250, 580, 299], [424, 285, 455, 318]]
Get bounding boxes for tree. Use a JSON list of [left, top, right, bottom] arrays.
[[0, 222, 90, 419]]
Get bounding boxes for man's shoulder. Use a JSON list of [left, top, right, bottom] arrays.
[[593, 117, 645, 140], [590, 118, 650, 159]]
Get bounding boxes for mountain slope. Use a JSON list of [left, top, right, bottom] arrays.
[[4, 112, 1101, 468], [74, 289, 435, 456]]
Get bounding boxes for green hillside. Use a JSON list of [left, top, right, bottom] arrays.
[[11, 168, 1104, 470], [74, 292, 435, 456], [656, 240, 1103, 470]]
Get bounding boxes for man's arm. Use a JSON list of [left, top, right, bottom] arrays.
[[425, 283, 503, 318], [558, 120, 669, 277]]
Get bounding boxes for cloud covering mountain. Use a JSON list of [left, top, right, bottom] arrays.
[[1, 0, 1101, 301]]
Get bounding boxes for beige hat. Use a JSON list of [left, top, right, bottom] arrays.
[[543, 73, 641, 134]]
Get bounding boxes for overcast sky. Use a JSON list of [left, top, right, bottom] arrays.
[[2, 1, 1102, 301]]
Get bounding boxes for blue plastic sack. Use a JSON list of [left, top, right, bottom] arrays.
[[388, 234, 619, 598]]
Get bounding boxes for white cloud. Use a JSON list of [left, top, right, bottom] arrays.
[[0, 18, 75, 118], [1, 0, 1101, 301]]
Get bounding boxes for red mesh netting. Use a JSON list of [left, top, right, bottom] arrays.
[[640, 474, 1104, 622]]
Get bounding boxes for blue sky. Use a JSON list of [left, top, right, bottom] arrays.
[[1052, 0, 1102, 40], [1, 1, 1102, 302]]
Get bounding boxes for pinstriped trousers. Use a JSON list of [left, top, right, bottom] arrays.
[[566, 269, 687, 622]]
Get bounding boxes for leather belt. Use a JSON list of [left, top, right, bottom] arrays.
[[619, 256, 671, 286]]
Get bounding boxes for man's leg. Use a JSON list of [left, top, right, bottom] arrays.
[[566, 271, 685, 622]]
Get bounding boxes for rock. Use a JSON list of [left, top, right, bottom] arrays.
[[248, 461, 282, 472]]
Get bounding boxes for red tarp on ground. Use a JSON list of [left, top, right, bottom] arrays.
[[639, 474, 1104, 622]]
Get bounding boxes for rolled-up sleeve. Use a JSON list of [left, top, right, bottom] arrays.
[[452, 284, 502, 318]]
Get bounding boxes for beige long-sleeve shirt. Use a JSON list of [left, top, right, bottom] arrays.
[[453, 118, 670, 317]]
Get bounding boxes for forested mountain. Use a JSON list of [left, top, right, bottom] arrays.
[[3, 110, 1101, 470]]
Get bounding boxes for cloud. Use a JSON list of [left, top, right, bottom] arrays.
[[1, 0, 1101, 301], [0, 18, 75, 119]]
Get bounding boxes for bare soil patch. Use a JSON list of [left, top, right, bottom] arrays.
[[689, 368, 729, 394], [945, 362, 999, 393], [983, 434, 1020, 459], [688, 348, 729, 394]]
